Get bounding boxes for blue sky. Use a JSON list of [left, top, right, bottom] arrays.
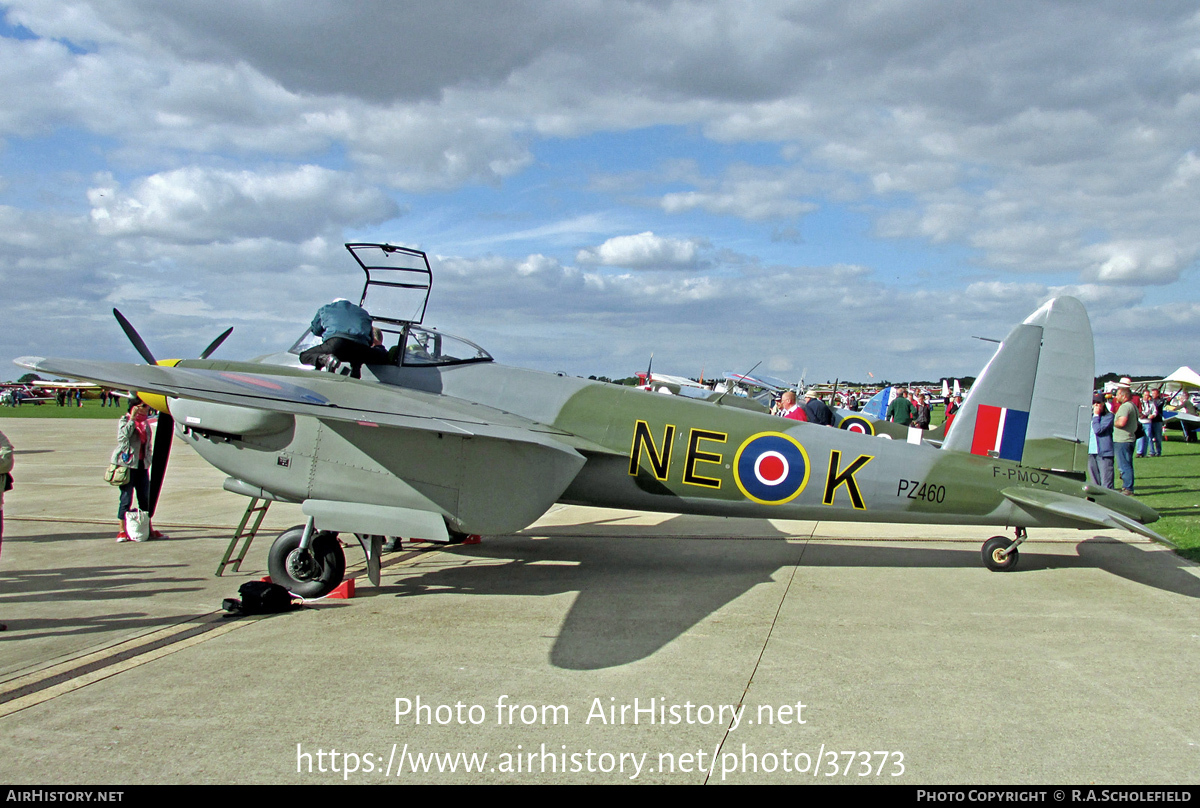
[[1, 1, 1198, 383]]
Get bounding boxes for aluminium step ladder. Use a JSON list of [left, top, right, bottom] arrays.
[[216, 497, 271, 577]]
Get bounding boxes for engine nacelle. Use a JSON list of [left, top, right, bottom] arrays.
[[168, 398, 294, 438]]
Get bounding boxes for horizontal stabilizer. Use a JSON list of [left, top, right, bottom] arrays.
[[1001, 487, 1169, 544]]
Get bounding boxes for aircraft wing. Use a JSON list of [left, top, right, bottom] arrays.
[[33, 380, 102, 389], [649, 373, 705, 389], [17, 356, 597, 536], [15, 356, 591, 444], [722, 371, 791, 391], [1001, 486, 1169, 544]]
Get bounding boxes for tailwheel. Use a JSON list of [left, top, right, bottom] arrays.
[[981, 535, 1019, 572], [268, 525, 346, 598]]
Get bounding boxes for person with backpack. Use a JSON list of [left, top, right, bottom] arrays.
[[113, 400, 167, 542]]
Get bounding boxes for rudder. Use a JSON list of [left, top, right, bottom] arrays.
[[942, 297, 1093, 474]]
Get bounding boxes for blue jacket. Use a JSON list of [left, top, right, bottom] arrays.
[[1091, 413, 1114, 457], [311, 300, 373, 345], [804, 397, 835, 426]]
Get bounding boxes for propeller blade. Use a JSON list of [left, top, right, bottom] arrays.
[[199, 327, 233, 359], [147, 412, 174, 517], [113, 309, 157, 365]]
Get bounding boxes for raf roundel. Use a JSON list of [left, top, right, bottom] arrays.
[[838, 414, 875, 435], [733, 432, 810, 505]]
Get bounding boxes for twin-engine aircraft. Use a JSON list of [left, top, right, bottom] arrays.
[[17, 243, 1164, 597]]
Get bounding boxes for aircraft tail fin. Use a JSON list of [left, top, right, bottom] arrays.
[[942, 297, 1093, 474], [860, 386, 893, 420]]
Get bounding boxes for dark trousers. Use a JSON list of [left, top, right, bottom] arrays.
[[1088, 454, 1114, 489], [300, 337, 380, 379], [118, 467, 150, 520]]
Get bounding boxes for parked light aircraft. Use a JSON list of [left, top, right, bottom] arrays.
[[0, 383, 53, 404], [636, 370, 708, 395], [16, 244, 1165, 597], [3, 379, 132, 402], [634, 368, 770, 412], [1136, 366, 1200, 441]]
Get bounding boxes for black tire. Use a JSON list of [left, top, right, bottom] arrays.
[[982, 535, 1018, 572], [268, 525, 346, 598]]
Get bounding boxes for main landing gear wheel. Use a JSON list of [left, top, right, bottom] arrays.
[[268, 525, 346, 598], [981, 535, 1019, 572]]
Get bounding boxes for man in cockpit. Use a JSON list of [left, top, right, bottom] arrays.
[[300, 298, 377, 379]]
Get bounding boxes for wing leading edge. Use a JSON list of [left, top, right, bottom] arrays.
[[17, 356, 576, 442], [17, 356, 590, 535]]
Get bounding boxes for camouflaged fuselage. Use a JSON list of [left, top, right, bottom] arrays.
[[170, 356, 1155, 535]]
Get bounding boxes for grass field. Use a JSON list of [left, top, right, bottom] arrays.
[[1131, 435, 1200, 562], [0, 400, 123, 419], [3, 398, 1197, 561]]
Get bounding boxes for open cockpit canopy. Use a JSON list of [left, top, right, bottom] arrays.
[[288, 243, 492, 368], [346, 242, 433, 327]]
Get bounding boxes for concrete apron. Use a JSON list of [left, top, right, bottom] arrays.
[[0, 418, 1198, 784]]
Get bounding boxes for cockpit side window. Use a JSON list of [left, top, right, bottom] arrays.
[[400, 326, 492, 366], [288, 330, 324, 356], [288, 323, 490, 367]]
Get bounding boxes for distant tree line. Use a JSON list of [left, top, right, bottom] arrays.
[[587, 376, 641, 386]]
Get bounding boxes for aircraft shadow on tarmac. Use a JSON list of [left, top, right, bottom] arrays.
[[0, 561, 203, 640], [0, 612, 206, 642], [377, 515, 1200, 670], [14, 529, 133, 546], [387, 520, 800, 670], [14, 528, 213, 546], [0, 562, 199, 602]]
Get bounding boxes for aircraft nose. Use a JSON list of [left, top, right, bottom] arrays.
[[136, 392, 171, 415], [136, 359, 182, 414]]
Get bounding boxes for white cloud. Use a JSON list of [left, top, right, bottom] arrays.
[[1167, 151, 1200, 189], [3, 1, 1200, 380], [421, 252, 1055, 380], [87, 165, 400, 243], [1080, 240, 1189, 285], [660, 189, 816, 221], [1043, 283, 1143, 310], [576, 232, 706, 270]]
